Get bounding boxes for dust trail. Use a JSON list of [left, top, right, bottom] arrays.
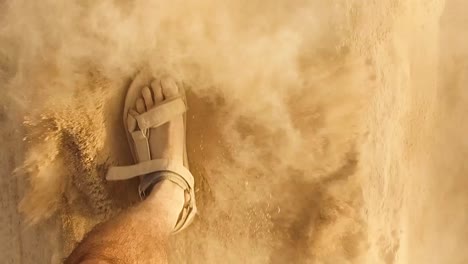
[[2, 0, 468, 263], [1, 0, 371, 262]]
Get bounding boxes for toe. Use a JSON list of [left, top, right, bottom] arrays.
[[160, 77, 179, 98], [151, 80, 164, 103], [136, 98, 146, 113], [142, 86, 154, 109]]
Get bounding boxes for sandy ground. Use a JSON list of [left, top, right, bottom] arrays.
[[1, 0, 468, 263]]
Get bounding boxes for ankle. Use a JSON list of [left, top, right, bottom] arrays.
[[146, 180, 185, 227]]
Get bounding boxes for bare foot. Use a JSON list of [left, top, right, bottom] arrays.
[[133, 77, 185, 165], [131, 76, 186, 228]]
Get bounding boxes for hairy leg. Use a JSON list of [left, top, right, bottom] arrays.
[[65, 180, 184, 264]]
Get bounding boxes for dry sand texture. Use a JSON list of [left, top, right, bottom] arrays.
[[1, 0, 468, 263]]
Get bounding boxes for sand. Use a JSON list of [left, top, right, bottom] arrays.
[[1, 0, 468, 263]]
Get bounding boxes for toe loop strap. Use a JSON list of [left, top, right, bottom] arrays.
[[135, 96, 186, 130]]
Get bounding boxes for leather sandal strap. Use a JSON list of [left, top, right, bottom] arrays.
[[135, 97, 186, 131], [106, 160, 196, 233], [106, 159, 194, 187]]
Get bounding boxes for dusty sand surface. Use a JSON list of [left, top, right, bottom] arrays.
[[1, 0, 468, 263]]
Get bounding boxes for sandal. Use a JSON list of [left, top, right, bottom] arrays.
[[106, 71, 197, 233]]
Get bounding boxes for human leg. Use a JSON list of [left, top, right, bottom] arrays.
[[65, 180, 183, 264]]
